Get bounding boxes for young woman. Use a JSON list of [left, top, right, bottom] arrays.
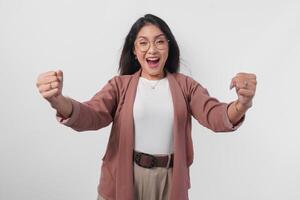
[[36, 14, 257, 200]]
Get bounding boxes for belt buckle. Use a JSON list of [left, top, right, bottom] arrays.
[[166, 154, 171, 168], [135, 152, 156, 168]]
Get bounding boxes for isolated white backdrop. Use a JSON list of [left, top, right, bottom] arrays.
[[1, 0, 299, 199]]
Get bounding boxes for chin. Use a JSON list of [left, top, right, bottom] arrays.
[[149, 67, 163, 74]]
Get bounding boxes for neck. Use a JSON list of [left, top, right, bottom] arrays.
[[141, 70, 166, 80]]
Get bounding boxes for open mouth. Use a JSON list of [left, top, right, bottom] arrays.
[[146, 57, 160, 68]]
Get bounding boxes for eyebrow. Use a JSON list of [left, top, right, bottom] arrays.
[[137, 34, 165, 40]]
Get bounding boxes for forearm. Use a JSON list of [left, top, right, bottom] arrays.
[[227, 100, 250, 125], [50, 95, 73, 119]]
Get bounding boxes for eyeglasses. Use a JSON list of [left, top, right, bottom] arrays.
[[135, 37, 170, 52]]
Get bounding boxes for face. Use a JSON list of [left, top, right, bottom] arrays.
[[133, 24, 169, 80]]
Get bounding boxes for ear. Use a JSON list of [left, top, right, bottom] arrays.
[[133, 48, 136, 56]]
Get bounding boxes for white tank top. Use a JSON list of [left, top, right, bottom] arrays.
[[133, 76, 174, 154]]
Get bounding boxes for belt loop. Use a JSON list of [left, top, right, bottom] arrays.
[[166, 154, 171, 168]]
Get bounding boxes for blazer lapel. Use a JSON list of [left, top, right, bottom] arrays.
[[116, 68, 141, 199], [167, 71, 190, 199]]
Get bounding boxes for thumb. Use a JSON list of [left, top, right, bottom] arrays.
[[229, 79, 235, 90], [56, 70, 63, 82]]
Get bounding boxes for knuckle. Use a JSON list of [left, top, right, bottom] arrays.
[[47, 71, 55, 75], [53, 88, 59, 95], [52, 76, 59, 82], [38, 87, 44, 93], [42, 93, 48, 98], [53, 81, 59, 87]]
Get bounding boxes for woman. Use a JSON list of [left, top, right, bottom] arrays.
[[36, 14, 257, 200]]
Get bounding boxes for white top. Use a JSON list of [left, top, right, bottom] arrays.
[[133, 76, 174, 154]]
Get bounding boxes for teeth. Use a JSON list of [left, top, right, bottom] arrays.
[[147, 58, 159, 61]]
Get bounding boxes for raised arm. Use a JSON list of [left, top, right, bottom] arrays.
[[188, 78, 244, 132], [36, 70, 119, 132]]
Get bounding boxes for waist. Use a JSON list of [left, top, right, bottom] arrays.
[[133, 150, 174, 169]]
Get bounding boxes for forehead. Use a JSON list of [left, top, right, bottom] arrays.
[[136, 24, 164, 39]]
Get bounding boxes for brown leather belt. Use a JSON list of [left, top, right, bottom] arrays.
[[133, 150, 174, 168]]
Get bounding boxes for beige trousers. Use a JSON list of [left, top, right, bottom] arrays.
[[97, 161, 173, 200]]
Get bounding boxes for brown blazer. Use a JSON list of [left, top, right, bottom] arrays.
[[57, 68, 244, 200]]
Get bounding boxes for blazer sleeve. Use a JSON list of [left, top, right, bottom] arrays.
[[55, 76, 119, 132], [188, 77, 244, 132]]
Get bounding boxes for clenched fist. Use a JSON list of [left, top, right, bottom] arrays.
[[36, 70, 73, 118], [36, 70, 63, 102], [230, 72, 257, 109]]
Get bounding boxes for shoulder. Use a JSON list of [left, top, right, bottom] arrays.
[[106, 74, 134, 92], [169, 72, 210, 101], [171, 72, 204, 89], [110, 74, 132, 84], [172, 72, 195, 83]]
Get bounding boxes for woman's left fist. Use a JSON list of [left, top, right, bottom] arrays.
[[230, 72, 257, 108]]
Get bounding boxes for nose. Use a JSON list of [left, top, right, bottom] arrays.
[[147, 42, 158, 54]]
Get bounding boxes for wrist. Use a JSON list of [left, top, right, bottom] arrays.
[[49, 94, 64, 109], [52, 95, 73, 118], [235, 100, 252, 112]]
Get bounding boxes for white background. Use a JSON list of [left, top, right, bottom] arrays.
[[1, 0, 300, 199]]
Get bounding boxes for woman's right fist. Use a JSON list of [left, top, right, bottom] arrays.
[[36, 70, 63, 104]]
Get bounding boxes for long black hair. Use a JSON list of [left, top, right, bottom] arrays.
[[118, 14, 180, 75]]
